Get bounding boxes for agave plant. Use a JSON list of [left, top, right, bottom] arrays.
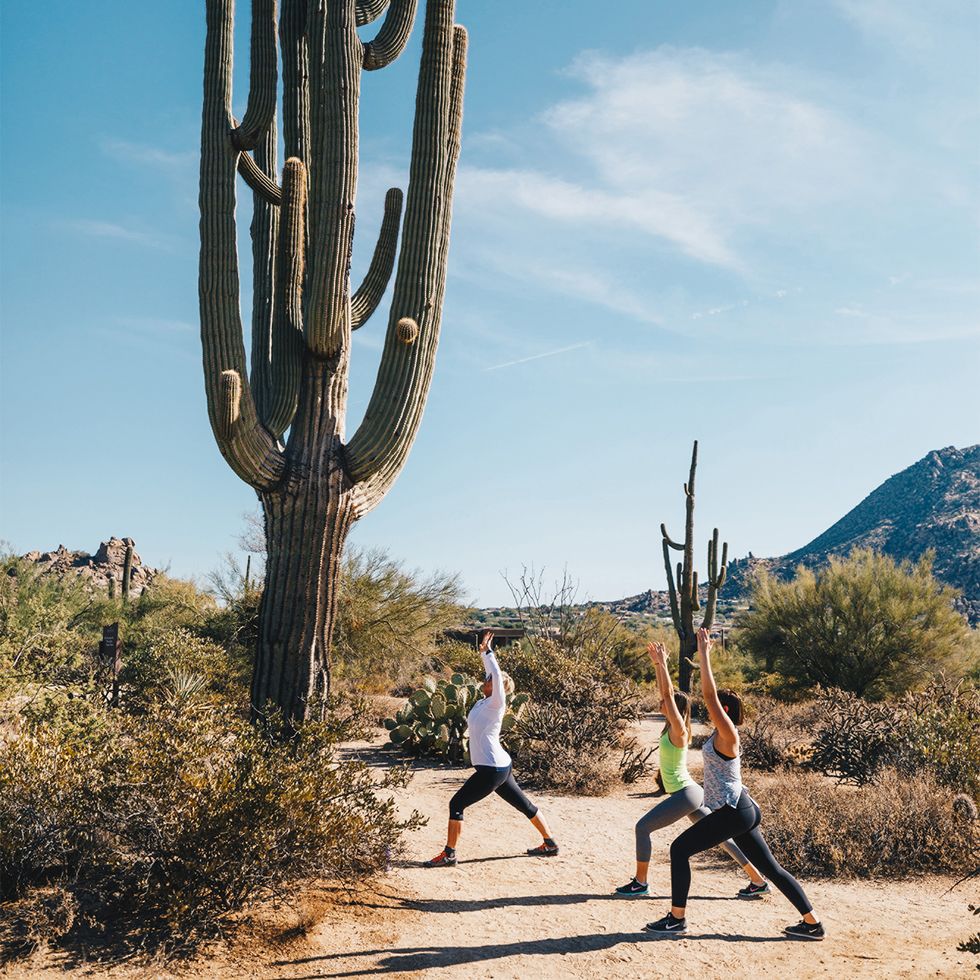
[[383, 672, 529, 764]]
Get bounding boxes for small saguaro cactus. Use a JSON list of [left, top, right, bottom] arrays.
[[121, 543, 134, 604], [660, 441, 729, 693], [199, 0, 468, 724]]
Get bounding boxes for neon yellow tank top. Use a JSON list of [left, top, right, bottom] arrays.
[[659, 729, 695, 794]]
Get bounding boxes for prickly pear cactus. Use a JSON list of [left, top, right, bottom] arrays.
[[383, 673, 530, 764]]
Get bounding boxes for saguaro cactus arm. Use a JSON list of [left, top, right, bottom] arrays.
[[200, 0, 285, 490], [662, 538, 682, 633], [700, 528, 729, 629], [304, 0, 362, 358], [346, 9, 467, 514], [231, 0, 278, 150], [237, 150, 282, 203], [362, 0, 418, 71], [351, 187, 403, 329], [264, 158, 308, 438], [248, 125, 280, 430], [357, 0, 390, 25]]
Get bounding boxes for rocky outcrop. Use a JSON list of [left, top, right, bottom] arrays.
[[22, 537, 156, 597]]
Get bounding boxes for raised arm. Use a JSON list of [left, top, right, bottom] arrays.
[[648, 642, 687, 747], [479, 631, 506, 711], [697, 627, 738, 753]]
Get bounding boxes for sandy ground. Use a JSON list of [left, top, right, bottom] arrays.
[[7, 717, 977, 979]]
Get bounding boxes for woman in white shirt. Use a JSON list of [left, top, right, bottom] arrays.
[[425, 630, 559, 867]]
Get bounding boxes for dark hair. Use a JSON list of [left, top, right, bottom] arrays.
[[673, 690, 692, 737], [717, 689, 743, 726]]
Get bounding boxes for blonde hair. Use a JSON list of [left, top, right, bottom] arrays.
[[500, 671, 515, 696]]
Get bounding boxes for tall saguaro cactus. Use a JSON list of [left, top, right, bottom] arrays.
[[199, 0, 467, 723], [660, 441, 729, 693]]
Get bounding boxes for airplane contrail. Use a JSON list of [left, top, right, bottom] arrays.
[[484, 341, 591, 372]]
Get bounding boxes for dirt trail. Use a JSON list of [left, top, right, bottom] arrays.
[[10, 719, 976, 979]]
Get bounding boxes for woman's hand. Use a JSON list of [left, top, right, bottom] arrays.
[[479, 629, 494, 653], [647, 641, 668, 666], [696, 627, 713, 658]]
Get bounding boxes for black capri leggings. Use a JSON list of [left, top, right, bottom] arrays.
[[449, 765, 538, 821], [669, 789, 813, 915]]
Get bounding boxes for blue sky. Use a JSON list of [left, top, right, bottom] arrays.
[[1, 1, 978, 607]]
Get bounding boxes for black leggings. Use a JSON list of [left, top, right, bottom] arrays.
[[449, 765, 538, 821], [669, 789, 813, 915]]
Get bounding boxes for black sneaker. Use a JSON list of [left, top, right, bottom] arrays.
[[423, 849, 457, 867], [737, 881, 770, 899], [783, 920, 825, 941], [643, 913, 687, 935], [615, 877, 649, 897], [527, 841, 559, 857]]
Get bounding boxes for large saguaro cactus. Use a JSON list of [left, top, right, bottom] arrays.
[[660, 441, 728, 693], [199, 0, 467, 723]]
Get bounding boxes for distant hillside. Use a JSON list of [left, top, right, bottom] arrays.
[[475, 445, 980, 628], [724, 445, 980, 623]]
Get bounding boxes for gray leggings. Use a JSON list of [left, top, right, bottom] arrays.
[[635, 783, 750, 866]]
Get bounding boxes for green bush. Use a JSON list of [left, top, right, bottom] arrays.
[[737, 549, 972, 698], [512, 666, 638, 795], [751, 768, 977, 878], [0, 698, 421, 959], [808, 681, 980, 796], [332, 548, 465, 691]]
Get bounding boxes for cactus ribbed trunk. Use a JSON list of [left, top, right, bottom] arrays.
[[199, 0, 467, 725], [253, 358, 355, 719]]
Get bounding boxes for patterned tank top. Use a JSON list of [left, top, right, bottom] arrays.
[[702, 731, 743, 810]]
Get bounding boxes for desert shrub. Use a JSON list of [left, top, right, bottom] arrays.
[[332, 548, 465, 691], [119, 626, 250, 711], [737, 549, 971, 698], [0, 555, 115, 694], [901, 680, 980, 799], [807, 681, 980, 796], [740, 697, 821, 771], [0, 698, 421, 959], [513, 670, 638, 795], [619, 738, 657, 784], [752, 769, 977, 878]]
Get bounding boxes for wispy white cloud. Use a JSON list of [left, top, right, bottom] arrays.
[[830, 0, 975, 63], [484, 341, 592, 372], [63, 219, 174, 250], [111, 315, 194, 333], [691, 300, 749, 320], [101, 138, 195, 171], [458, 166, 739, 269]]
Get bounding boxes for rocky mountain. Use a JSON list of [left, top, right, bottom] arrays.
[[21, 537, 157, 598], [596, 445, 980, 626]]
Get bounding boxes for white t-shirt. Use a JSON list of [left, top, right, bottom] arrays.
[[466, 647, 511, 768]]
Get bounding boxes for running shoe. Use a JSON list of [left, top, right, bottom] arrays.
[[737, 881, 770, 899], [783, 920, 825, 941], [614, 877, 649, 897], [643, 913, 687, 935], [423, 849, 457, 867], [526, 841, 560, 857]]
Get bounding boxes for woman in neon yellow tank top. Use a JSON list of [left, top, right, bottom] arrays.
[[614, 642, 768, 897]]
